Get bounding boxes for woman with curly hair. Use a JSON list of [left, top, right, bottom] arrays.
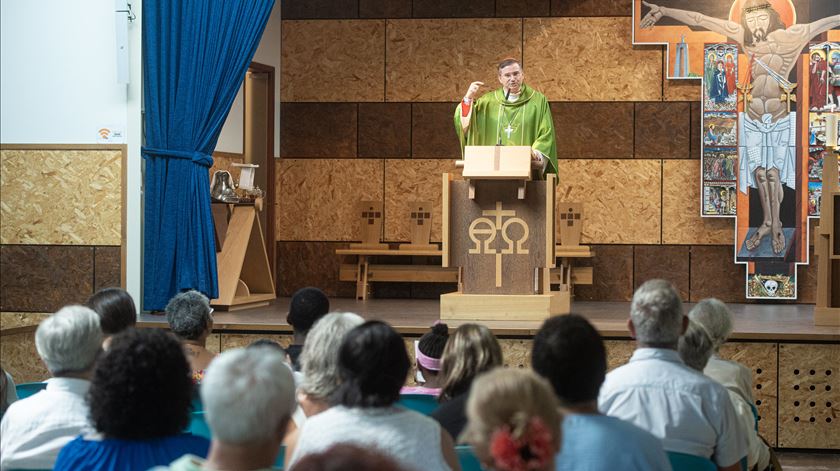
[[461, 368, 561, 471], [53, 328, 209, 471]]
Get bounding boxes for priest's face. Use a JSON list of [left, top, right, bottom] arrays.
[[499, 63, 524, 95]]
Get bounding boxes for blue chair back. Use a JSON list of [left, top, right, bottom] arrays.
[[456, 445, 484, 471], [15, 382, 47, 399], [186, 412, 286, 469], [397, 394, 439, 415], [191, 391, 203, 412], [666, 452, 716, 471]]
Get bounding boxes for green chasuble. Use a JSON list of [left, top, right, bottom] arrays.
[[453, 83, 558, 176]]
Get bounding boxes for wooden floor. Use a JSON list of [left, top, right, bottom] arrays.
[[139, 298, 840, 341]]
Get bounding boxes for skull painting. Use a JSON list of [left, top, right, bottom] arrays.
[[763, 279, 779, 296]]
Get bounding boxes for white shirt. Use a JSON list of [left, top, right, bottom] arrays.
[[704, 355, 755, 405], [598, 348, 748, 467], [0, 377, 92, 470]]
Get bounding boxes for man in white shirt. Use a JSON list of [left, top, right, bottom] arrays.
[[0, 305, 103, 470], [598, 279, 748, 471]]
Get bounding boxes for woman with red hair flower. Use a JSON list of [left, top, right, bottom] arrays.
[[461, 368, 561, 471]]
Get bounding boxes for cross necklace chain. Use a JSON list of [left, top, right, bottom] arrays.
[[502, 107, 522, 140]]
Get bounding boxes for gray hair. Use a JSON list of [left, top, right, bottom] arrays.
[[678, 319, 715, 372], [165, 290, 213, 341], [201, 346, 295, 444], [299, 312, 365, 399], [35, 305, 102, 375], [688, 298, 733, 351], [630, 279, 684, 345]]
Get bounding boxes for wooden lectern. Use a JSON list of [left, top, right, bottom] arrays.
[[441, 145, 561, 321], [815, 139, 840, 326]]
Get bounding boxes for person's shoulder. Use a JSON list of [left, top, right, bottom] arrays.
[[599, 415, 663, 445]]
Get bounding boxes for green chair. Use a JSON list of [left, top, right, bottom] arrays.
[[397, 394, 439, 415], [455, 445, 484, 471], [666, 452, 716, 471], [15, 382, 46, 399]]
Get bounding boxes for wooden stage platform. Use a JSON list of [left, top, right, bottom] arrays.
[[140, 298, 840, 342]]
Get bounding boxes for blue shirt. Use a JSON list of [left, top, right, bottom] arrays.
[[555, 414, 672, 471], [54, 433, 210, 471]]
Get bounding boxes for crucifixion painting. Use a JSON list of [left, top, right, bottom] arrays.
[[634, 0, 840, 299]]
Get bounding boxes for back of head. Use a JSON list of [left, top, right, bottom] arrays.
[[36, 305, 103, 376], [462, 368, 561, 471], [201, 346, 295, 444], [678, 319, 715, 372], [287, 287, 330, 334], [439, 324, 503, 400], [86, 288, 137, 336], [300, 312, 365, 399], [417, 322, 449, 371], [88, 328, 192, 439], [333, 321, 410, 408], [688, 298, 733, 351], [165, 290, 212, 341], [532, 314, 605, 405], [630, 279, 684, 346], [292, 443, 407, 471]]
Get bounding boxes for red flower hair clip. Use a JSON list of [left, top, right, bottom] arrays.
[[489, 417, 554, 471]]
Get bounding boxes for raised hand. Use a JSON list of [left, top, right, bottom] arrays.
[[640, 1, 663, 29], [464, 81, 484, 101]]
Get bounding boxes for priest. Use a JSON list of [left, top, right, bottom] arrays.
[[454, 58, 558, 177]]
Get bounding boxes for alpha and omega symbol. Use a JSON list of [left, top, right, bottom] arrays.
[[467, 201, 529, 288]]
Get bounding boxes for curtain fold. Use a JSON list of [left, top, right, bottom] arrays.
[[142, 0, 274, 310]]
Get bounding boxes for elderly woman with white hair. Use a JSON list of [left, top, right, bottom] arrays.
[[165, 290, 216, 383]]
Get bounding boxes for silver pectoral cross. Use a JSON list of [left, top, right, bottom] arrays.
[[504, 124, 513, 139]]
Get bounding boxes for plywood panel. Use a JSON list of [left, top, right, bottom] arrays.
[[550, 0, 629, 16], [523, 18, 662, 101], [94, 246, 121, 291], [634, 245, 689, 300], [1, 149, 122, 245], [556, 159, 661, 244], [276, 159, 384, 241], [280, 103, 358, 158], [605, 340, 635, 371], [1, 332, 50, 384], [778, 344, 840, 449], [412, 0, 495, 18], [0, 312, 50, 331], [386, 19, 522, 102], [0, 245, 94, 312], [574, 245, 635, 302], [718, 342, 778, 446], [210, 152, 244, 184], [499, 339, 532, 369], [664, 77, 702, 102], [281, 20, 385, 102], [689, 245, 747, 303], [220, 333, 294, 352], [635, 102, 690, 160], [276, 241, 357, 298], [662, 159, 734, 245], [384, 159, 461, 242], [552, 102, 634, 159]]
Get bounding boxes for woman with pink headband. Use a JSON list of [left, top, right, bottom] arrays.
[[401, 323, 449, 396]]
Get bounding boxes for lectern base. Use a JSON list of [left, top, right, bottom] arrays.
[[814, 307, 840, 326], [440, 291, 569, 322]]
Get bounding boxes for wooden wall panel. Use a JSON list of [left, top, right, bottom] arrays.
[[276, 241, 357, 298], [0, 245, 94, 312], [662, 159, 733, 245], [1, 332, 50, 383], [552, 103, 634, 159], [220, 333, 294, 352], [634, 102, 690, 160], [663, 77, 702, 102], [689, 245, 747, 303], [0, 149, 121, 245], [276, 159, 384, 241], [385, 19, 522, 102], [499, 339, 532, 369], [634, 245, 689, 300], [574, 245, 635, 302], [556, 159, 661, 244], [523, 18, 661, 101], [604, 339, 634, 371], [718, 342, 778, 447], [281, 20, 385, 102], [384, 159, 461, 242], [0, 312, 50, 331], [778, 344, 840, 449], [210, 152, 244, 183]]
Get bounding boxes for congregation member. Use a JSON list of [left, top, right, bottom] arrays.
[[87, 287, 137, 349], [531, 314, 671, 471], [286, 287, 330, 371], [155, 345, 296, 471], [291, 444, 407, 471], [54, 328, 209, 470], [431, 323, 503, 439], [599, 279, 748, 471], [401, 322, 449, 396], [165, 290, 216, 383], [461, 368, 561, 471], [289, 321, 459, 471], [0, 306, 102, 470], [679, 317, 771, 471], [0, 366, 17, 419]]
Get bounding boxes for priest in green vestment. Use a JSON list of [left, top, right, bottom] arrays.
[[454, 58, 558, 177]]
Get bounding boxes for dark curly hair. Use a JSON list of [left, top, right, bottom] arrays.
[[418, 323, 449, 360], [87, 328, 193, 439], [332, 321, 410, 408], [286, 287, 330, 335], [86, 287, 137, 335]]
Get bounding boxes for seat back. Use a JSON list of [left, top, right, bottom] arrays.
[[397, 394, 439, 415], [666, 451, 717, 471], [455, 445, 484, 471], [15, 382, 47, 399]]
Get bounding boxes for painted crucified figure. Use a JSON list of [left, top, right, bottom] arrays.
[[642, 0, 839, 254]]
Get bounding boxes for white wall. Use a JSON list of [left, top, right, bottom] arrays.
[[0, 0, 129, 143], [215, 3, 281, 157]]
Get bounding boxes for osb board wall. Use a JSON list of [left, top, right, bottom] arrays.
[[777, 343, 840, 449], [274, 4, 819, 302], [719, 342, 778, 447], [1, 332, 50, 384], [0, 312, 50, 331], [210, 152, 244, 184], [0, 148, 122, 245]]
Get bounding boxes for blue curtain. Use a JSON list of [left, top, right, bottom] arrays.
[[142, 0, 274, 310]]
